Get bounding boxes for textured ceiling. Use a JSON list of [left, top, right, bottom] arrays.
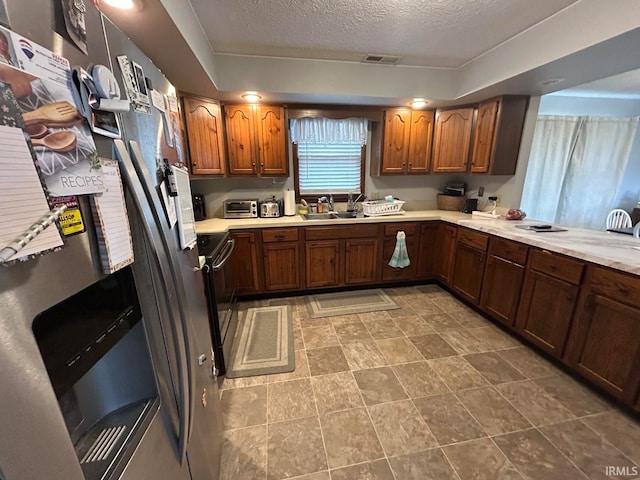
[[189, 0, 578, 67]]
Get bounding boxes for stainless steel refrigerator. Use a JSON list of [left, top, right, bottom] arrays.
[[0, 2, 222, 479]]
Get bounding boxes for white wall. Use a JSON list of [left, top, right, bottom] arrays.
[[538, 95, 640, 211]]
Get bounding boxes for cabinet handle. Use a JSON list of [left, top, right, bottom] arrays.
[[479, 253, 485, 262], [567, 294, 574, 301], [274, 234, 286, 241], [192, 163, 197, 167]]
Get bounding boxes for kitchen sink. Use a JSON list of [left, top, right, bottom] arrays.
[[301, 211, 358, 221]]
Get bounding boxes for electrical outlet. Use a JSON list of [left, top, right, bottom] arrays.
[[495, 195, 502, 206], [370, 191, 380, 201], [478, 186, 484, 197]]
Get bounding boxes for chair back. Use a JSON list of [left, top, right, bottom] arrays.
[[606, 209, 632, 229], [634, 223, 640, 239]]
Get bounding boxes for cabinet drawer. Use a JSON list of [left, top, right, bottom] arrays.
[[262, 228, 299, 243], [530, 249, 584, 285], [305, 224, 379, 240], [383, 222, 417, 236], [489, 237, 528, 265], [457, 228, 489, 251], [586, 266, 640, 306]]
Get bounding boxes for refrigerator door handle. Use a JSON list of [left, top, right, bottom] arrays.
[[114, 140, 192, 465]]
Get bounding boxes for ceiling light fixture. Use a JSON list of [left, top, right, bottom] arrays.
[[102, 0, 135, 9], [410, 98, 428, 108], [241, 92, 262, 102]]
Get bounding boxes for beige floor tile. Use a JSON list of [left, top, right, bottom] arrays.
[[267, 378, 317, 423], [533, 374, 611, 417], [221, 385, 267, 430], [433, 296, 469, 312], [493, 429, 588, 480], [457, 387, 532, 436], [359, 310, 392, 322], [376, 337, 425, 364], [443, 437, 523, 480], [415, 284, 447, 295], [311, 371, 363, 414], [429, 356, 488, 391], [219, 425, 267, 480], [288, 472, 330, 480], [414, 393, 487, 445], [540, 419, 639, 479], [409, 301, 446, 315], [364, 318, 405, 339], [319, 407, 384, 469], [353, 366, 408, 405], [369, 400, 438, 456], [327, 313, 362, 325], [439, 329, 492, 354], [268, 350, 310, 383], [463, 352, 526, 385], [341, 341, 388, 370], [299, 316, 333, 328], [421, 313, 465, 331], [471, 326, 521, 350], [392, 305, 421, 318], [448, 308, 490, 329], [392, 361, 450, 398], [306, 346, 350, 376], [393, 315, 434, 336], [301, 325, 339, 349], [495, 380, 575, 427], [388, 448, 459, 480], [329, 459, 394, 480], [582, 410, 640, 465], [408, 334, 459, 359], [219, 374, 268, 391], [267, 416, 327, 480], [496, 347, 557, 379], [293, 324, 305, 351], [334, 321, 373, 343]]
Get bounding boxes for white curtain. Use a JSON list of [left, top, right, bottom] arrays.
[[521, 115, 639, 230], [290, 117, 368, 145]]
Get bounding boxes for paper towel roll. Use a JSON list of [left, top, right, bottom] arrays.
[[284, 190, 296, 216]]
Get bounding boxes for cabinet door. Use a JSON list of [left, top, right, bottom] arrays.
[[416, 223, 437, 278], [408, 110, 434, 173], [256, 106, 288, 176], [565, 293, 640, 403], [515, 270, 577, 358], [263, 243, 300, 291], [306, 240, 341, 288], [345, 239, 379, 284], [224, 105, 257, 175], [451, 244, 486, 304], [434, 224, 457, 284], [480, 255, 524, 326], [229, 231, 261, 295], [182, 96, 226, 175], [431, 107, 474, 173], [381, 109, 411, 174], [382, 236, 417, 281], [470, 100, 498, 173]]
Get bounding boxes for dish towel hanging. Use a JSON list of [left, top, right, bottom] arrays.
[[388, 230, 410, 268]]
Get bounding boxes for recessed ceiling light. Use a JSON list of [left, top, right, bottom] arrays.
[[410, 98, 428, 108], [102, 0, 135, 9], [241, 92, 262, 102]]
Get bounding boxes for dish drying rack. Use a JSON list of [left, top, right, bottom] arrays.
[[362, 200, 406, 217]]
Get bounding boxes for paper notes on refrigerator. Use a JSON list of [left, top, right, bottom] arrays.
[[0, 124, 64, 264], [90, 158, 134, 274]]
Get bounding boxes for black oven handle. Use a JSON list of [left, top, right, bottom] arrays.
[[212, 238, 235, 271]]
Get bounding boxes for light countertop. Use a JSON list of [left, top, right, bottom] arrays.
[[195, 211, 640, 276]]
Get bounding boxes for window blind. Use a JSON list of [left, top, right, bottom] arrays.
[[298, 143, 362, 194]]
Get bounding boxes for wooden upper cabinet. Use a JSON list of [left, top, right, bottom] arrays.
[[224, 104, 288, 177], [470, 96, 529, 175], [182, 95, 226, 175], [431, 107, 474, 173], [381, 109, 434, 174]]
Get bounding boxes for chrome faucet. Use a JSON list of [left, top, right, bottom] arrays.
[[318, 194, 334, 212], [347, 191, 364, 212]]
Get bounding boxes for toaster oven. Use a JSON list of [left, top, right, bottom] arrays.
[[223, 199, 258, 219]]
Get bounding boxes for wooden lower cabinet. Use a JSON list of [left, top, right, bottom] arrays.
[[451, 243, 486, 304], [382, 236, 417, 281], [229, 231, 261, 295], [416, 223, 437, 278], [306, 240, 340, 288], [480, 256, 524, 326], [433, 223, 457, 284], [263, 243, 300, 291], [345, 239, 379, 284], [564, 267, 640, 403]]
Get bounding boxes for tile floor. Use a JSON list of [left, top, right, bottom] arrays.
[[218, 285, 640, 480]]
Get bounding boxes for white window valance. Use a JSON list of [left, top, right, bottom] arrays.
[[290, 117, 368, 145]]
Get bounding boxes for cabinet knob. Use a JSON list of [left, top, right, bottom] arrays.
[[261, 163, 264, 167], [192, 163, 197, 167], [239, 144, 244, 150]]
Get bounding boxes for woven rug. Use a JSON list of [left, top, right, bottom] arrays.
[[306, 289, 400, 318], [226, 305, 294, 379]]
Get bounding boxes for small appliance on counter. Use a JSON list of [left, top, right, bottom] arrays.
[[260, 196, 283, 218], [462, 198, 478, 214], [223, 199, 258, 219], [192, 193, 206, 221]]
